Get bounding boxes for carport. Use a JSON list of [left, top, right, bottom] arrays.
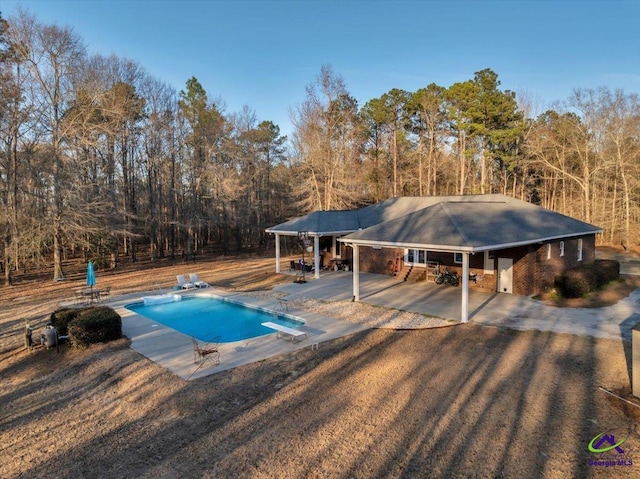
[[342, 241, 476, 322], [339, 200, 601, 323]]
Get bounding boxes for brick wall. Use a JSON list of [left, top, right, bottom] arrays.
[[358, 247, 403, 275], [533, 235, 596, 294], [349, 234, 597, 296]]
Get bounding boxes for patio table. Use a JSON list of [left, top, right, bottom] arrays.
[[81, 288, 102, 304]]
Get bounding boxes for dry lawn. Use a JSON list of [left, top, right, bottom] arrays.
[[1, 255, 640, 478]]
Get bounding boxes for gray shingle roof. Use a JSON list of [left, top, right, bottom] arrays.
[[265, 194, 602, 251], [265, 194, 510, 234], [265, 209, 360, 235], [342, 200, 602, 252]]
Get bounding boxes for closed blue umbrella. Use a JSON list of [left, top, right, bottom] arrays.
[[86, 261, 96, 292]]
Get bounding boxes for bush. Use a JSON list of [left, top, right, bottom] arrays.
[[555, 265, 597, 298], [67, 307, 122, 348], [593, 259, 620, 287], [50, 308, 82, 336]]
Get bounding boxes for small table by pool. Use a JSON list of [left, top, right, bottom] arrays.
[[81, 288, 102, 304]]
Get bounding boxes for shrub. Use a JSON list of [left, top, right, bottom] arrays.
[[67, 307, 122, 348], [555, 265, 597, 298], [593, 259, 620, 287], [50, 308, 82, 336]]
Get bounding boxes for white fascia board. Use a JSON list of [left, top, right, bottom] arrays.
[[340, 239, 476, 253], [265, 229, 357, 236], [341, 230, 602, 253], [478, 230, 604, 252]]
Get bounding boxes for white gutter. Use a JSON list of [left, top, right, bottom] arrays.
[[339, 230, 603, 253], [265, 229, 358, 236]]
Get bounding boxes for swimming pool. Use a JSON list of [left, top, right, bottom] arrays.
[[125, 295, 305, 343]]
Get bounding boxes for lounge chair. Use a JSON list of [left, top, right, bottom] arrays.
[[192, 336, 220, 366], [189, 273, 209, 288], [176, 274, 195, 289]]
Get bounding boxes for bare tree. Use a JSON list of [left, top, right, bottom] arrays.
[[10, 10, 86, 279], [290, 65, 362, 211], [600, 89, 640, 247]]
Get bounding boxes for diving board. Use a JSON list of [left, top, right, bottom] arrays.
[[261, 322, 307, 342]]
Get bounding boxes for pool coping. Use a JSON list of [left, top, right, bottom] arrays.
[[111, 288, 369, 380]]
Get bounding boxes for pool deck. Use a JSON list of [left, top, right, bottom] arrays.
[[112, 289, 368, 381], [109, 267, 640, 380]]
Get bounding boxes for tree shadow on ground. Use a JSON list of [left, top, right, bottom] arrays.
[[3, 324, 639, 478]]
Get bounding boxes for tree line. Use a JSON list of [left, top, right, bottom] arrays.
[[1, 10, 639, 284]]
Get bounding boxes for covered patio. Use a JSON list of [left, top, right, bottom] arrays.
[[274, 272, 640, 341], [275, 271, 518, 323]]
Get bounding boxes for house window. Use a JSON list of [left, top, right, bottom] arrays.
[[560, 241, 565, 257], [454, 253, 462, 264], [577, 238, 583, 261], [546, 243, 551, 260]]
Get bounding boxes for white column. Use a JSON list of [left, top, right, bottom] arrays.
[[314, 235, 320, 278], [353, 244, 360, 301], [461, 252, 469, 323], [275, 234, 281, 273]]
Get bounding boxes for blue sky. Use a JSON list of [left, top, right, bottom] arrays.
[[2, 0, 639, 136]]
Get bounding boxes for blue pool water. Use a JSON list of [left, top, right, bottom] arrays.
[[125, 296, 304, 343]]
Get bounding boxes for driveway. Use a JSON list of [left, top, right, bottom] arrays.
[[275, 271, 640, 341]]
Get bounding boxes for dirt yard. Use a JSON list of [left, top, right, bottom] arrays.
[[1, 254, 640, 478]]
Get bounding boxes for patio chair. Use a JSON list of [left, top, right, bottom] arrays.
[[74, 290, 87, 306], [192, 336, 220, 366], [99, 286, 111, 302], [176, 274, 195, 289], [189, 273, 209, 288]]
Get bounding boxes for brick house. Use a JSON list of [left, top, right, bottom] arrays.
[[266, 195, 601, 322]]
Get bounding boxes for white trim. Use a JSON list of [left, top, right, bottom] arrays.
[[483, 251, 494, 274], [340, 231, 602, 253], [334, 235, 344, 258], [266, 229, 356, 236], [275, 233, 281, 273], [546, 243, 551, 260], [578, 238, 583, 261], [461, 253, 470, 323], [353, 244, 360, 301], [405, 248, 428, 267], [314, 236, 320, 279], [560, 241, 565, 257]]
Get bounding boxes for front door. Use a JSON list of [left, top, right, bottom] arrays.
[[497, 257, 513, 294], [406, 249, 427, 266]]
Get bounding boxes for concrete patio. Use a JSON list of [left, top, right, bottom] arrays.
[[274, 271, 640, 341]]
